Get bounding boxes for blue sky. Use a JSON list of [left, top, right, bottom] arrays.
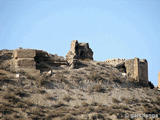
[[0, 0, 160, 86]]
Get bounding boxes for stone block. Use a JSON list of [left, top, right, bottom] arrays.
[[15, 58, 36, 69], [14, 49, 36, 58]]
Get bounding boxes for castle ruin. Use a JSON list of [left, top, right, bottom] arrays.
[[66, 40, 93, 65], [106, 58, 148, 85], [1, 40, 149, 86], [13, 49, 36, 69], [13, 49, 67, 72]]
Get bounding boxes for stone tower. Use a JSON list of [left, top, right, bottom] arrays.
[[125, 58, 148, 85], [106, 58, 148, 85]]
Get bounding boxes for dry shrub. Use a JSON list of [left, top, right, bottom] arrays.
[[63, 95, 73, 102], [47, 96, 57, 101], [38, 89, 47, 94], [90, 85, 105, 93], [88, 71, 104, 82], [15, 91, 30, 98], [89, 113, 105, 120], [54, 101, 66, 108], [40, 80, 55, 89], [55, 72, 65, 82], [121, 97, 139, 104], [112, 98, 120, 104], [109, 72, 118, 81], [62, 114, 76, 120], [81, 102, 89, 107], [3, 93, 21, 104]]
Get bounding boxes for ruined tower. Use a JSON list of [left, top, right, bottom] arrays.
[[66, 40, 93, 64], [125, 58, 148, 85], [106, 58, 148, 85]]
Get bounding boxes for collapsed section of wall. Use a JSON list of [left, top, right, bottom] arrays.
[[35, 50, 67, 71]]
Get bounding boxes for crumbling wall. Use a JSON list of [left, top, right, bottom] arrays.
[[13, 49, 68, 72], [138, 59, 148, 85], [106, 59, 126, 66], [13, 49, 36, 70], [35, 50, 67, 71], [106, 58, 148, 85], [66, 40, 93, 64], [125, 59, 135, 79]]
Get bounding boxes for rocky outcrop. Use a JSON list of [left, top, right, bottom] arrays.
[[66, 40, 93, 65]]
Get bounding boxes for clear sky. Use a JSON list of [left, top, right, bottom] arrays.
[[0, 0, 160, 86]]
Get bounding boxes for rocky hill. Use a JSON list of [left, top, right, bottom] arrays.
[[0, 40, 159, 120]]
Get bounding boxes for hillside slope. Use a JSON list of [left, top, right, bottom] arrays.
[[0, 40, 160, 120], [0, 57, 160, 120]]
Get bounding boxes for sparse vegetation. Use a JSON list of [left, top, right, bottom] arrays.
[[63, 95, 73, 102], [0, 49, 160, 119], [89, 84, 106, 93], [112, 98, 121, 104]]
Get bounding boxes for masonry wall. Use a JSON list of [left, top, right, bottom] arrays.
[[35, 50, 67, 71], [106, 58, 148, 85], [125, 59, 135, 79], [13, 49, 36, 70], [139, 59, 148, 85]]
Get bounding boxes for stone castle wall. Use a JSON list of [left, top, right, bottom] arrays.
[[13, 49, 36, 69], [8, 40, 149, 86], [106, 59, 126, 66], [106, 58, 148, 85], [13, 49, 67, 72]]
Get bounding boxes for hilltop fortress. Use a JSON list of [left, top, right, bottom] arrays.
[[0, 40, 150, 86]]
